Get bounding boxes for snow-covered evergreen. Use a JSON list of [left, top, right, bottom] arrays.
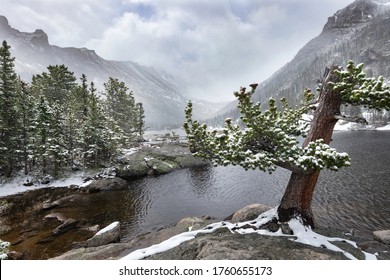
[[0, 40, 145, 178]]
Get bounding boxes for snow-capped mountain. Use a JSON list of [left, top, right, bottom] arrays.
[[217, 0, 390, 120], [0, 15, 224, 128]]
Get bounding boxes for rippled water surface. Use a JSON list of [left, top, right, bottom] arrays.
[[5, 131, 389, 259], [82, 131, 390, 242]]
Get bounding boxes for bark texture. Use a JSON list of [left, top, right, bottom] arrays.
[[278, 66, 342, 227]]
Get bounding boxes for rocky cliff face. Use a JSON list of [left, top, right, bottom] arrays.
[[217, 0, 390, 120], [0, 16, 224, 128]]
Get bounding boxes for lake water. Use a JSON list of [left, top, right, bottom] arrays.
[[85, 131, 390, 242], [6, 131, 389, 259]]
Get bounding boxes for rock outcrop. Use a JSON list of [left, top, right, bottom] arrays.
[[373, 230, 390, 245], [51, 204, 390, 260], [86, 221, 121, 247], [115, 144, 208, 179]]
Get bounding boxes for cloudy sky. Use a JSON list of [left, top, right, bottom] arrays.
[[0, 0, 356, 101]]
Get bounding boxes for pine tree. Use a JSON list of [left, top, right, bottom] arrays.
[[15, 78, 35, 175], [82, 82, 107, 166], [0, 40, 19, 177], [103, 77, 137, 141], [47, 103, 68, 177], [135, 102, 145, 141], [31, 95, 53, 176], [32, 65, 76, 107], [184, 61, 390, 228]]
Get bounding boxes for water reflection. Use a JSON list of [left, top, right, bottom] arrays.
[[187, 165, 215, 197], [9, 131, 388, 259]]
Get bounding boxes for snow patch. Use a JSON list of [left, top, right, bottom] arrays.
[[0, 172, 90, 198], [96, 221, 119, 236], [122, 207, 377, 260], [376, 124, 390, 130], [121, 147, 139, 156]]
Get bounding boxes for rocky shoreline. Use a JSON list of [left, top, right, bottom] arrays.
[[1, 144, 390, 260], [51, 204, 390, 260]]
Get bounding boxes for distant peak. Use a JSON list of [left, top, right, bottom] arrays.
[[33, 29, 46, 35], [323, 0, 379, 31], [0, 15, 11, 30], [30, 29, 49, 46]]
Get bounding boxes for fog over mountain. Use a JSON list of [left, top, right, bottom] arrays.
[[217, 0, 390, 121], [1, 0, 389, 128], [0, 15, 227, 128]]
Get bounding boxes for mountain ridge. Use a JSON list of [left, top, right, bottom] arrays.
[[0, 15, 226, 128], [216, 0, 390, 123]]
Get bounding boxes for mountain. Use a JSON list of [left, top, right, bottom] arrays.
[[0, 15, 225, 128], [217, 0, 390, 122]]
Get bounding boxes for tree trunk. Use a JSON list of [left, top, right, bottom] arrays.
[[278, 66, 342, 227]]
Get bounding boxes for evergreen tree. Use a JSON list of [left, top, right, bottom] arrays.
[[15, 78, 35, 175], [32, 64, 76, 107], [135, 102, 145, 141], [103, 77, 137, 140], [0, 42, 146, 177], [0, 40, 19, 177], [83, 82, 108, 166], [47, 103, 68, 177], [31, 95, 53, 175], [184, 61, 390, 228]]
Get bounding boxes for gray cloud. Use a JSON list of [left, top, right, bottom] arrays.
[[0, 0, 355, 101]]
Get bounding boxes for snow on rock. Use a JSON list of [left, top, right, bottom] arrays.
[[96, 221, 120, 236], [376, 124, 390, 130], [86, 221, 121, 247], [0, 172, 88, 198], [122, 207, 377, 260], [0, 240, 10, 260]]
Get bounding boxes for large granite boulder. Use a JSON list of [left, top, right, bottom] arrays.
[[115, 144, 208, 179], [147, 227, 353, 260], [230, 204, 272, 223], [84, 178, 129, 192], [86, 221, 121, 247], [373, 230, 390, 245]]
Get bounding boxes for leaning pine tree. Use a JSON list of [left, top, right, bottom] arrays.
[[184, 61, 390, 228]]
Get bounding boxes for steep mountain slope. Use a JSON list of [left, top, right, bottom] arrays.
[[217, 0, 390, 121], [0, 16, 224, 128]]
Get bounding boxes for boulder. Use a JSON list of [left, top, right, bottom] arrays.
[[86, 225, 100, 233], [85, 178, 128, 192], [44, 213, 67, 223], [146, 158, 178, 175], [51, 243, 134, 260], [42, 195, 80, 210], [53, 218, 78, 236], [86, 221, 121, 247], [230, 204, 272, 223], [373, 230, 390, 245], [116, 162, 150, 179], [147, 227, 352, 260], [176, 217, 207, 232], [115, 144, 209, 180]]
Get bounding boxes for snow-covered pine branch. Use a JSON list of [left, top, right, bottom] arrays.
[[333, 61, 390, 110], [184, 85, 350, 174], [184, 61, 390, 227]]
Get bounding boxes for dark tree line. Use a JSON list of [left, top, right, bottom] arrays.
[[0, 41, 145, 178]]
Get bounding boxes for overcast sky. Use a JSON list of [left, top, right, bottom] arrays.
[[0, 0, 356, 102]]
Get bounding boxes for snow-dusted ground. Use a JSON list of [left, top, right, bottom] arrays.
[[0, 146, 144, 198], [334, 122, 390, 131], [122, 207, 377, 260], [0, 172, 90, 198], [376, 124, 390, 131]]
